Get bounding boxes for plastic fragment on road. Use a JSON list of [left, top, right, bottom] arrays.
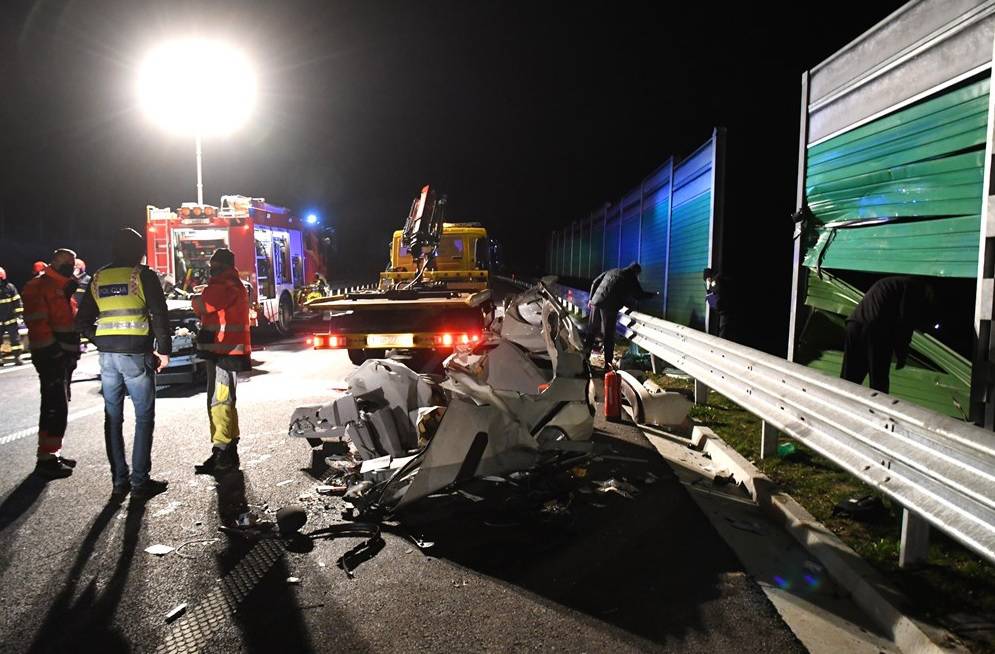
[[165, 603, 187, 623], [286, 577, 301, 584], [316, 484, 346, 495], [458, 490, 485, 503], [276, 479, 294, 487], [145, 544, 175, 556], [594, 479, 640, 499]]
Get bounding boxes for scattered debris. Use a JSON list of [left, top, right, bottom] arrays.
[[458, 490, 485, 503], [165, 603, 188, 623], [174, 538, 220, 560], [452, 579, 469, 588], [237, 512, 258, 528], [286, 577, 301, 584], [276, 480, 295, 487], [405, 548, 414, 554], [831, 495, 887, 522], [145, 544, 175, 556], [541, 498, 571, 515], [595, 479, 640, 499], [644, 472, 659, 485], [316, 484, 347, 495]]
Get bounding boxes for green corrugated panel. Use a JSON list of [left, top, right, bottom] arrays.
[[807, 351, 969, 419], [579, 230, 591, 278], [803, 78, 988, 279], [665, 192, 710, 329], [803, 214, 981, 277]]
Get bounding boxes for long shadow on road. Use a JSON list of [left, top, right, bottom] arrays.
[[0, 474, 51, 579], [27, 498, 147, 653]]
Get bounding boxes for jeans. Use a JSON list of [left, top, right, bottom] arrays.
[[100, 352, 156, 486]]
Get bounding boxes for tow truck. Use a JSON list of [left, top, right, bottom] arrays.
[[308, 186, 495, 366]]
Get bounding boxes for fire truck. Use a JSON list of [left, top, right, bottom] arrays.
[[146, 195, 319, 335]]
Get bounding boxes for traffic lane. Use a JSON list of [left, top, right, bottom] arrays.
[[0, 338, 803, 652], [0, 340, 352, 652]]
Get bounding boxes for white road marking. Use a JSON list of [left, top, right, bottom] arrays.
[[0, 404, 104, 446]]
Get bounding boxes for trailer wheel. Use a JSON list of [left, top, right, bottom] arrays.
[[275, 292, 293, 335], [347, 349, 367, 366]]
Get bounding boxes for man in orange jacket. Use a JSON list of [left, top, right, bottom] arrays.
[[192, 248, 251, 475], [21, 249, 81, 479]]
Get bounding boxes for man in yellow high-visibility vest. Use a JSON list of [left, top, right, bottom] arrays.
[[76, 228, 172, 500]]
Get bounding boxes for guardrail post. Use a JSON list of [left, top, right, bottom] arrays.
[[760, 421, 781, 459], [650, 354, 659, 374], [899, 508, 930, 568], [694, 379, 710, 405]]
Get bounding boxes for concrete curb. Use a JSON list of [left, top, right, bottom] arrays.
[[691, 425, 968, 654]]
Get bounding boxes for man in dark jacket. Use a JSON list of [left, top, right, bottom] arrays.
[[703, 268, 735, 339], [75, 228, 172, 499], [584, 262, 657, 368], [840, 276, 934, 394]]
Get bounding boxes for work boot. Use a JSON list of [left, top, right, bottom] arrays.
[[111, 481, 131, 499], [132, 479, 168, 501], [35, 458, 74, 480], [56, 455, 77, 468], [194, 447, 238, 475]]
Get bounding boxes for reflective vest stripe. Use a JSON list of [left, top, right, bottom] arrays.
[[0, 296, 18, 304], [99, 308, 147, 318]]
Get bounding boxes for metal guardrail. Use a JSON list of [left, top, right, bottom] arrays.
[[619, 308, 995, 565], [495, 275, 995, 566]]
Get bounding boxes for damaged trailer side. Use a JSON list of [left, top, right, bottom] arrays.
[[289, 282, 596, 513]]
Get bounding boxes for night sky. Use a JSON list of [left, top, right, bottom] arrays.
[[0, 0, 906, 285]]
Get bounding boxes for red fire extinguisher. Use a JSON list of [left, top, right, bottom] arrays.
[[604, 369, 621, 422]]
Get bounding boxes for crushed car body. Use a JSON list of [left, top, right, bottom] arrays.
[[288, 281, 595, 513]]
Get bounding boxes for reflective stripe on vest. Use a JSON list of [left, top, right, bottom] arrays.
[[92, 267, 150, 337]]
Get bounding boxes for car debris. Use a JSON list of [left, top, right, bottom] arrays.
[[165, 603, 188, 623], [287, 281, 596, 517], [145, 544, 175, 556], [595, 479, 640, 499]]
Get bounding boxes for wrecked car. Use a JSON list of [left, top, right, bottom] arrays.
[[288, 281, 597, 514]]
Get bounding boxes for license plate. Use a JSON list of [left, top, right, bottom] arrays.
[[367, 333, 414, 348]]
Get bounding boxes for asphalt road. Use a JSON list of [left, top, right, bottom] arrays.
[[0, 315, 805, 653]]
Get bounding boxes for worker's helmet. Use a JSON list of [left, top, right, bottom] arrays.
[[0, 267, 6, 281], [33, 261, 46, 274]]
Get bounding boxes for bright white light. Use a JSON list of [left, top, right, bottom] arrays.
[[137, 39, 256, 136], [306, 214, 318, 225], [934, 323, 941, 330]]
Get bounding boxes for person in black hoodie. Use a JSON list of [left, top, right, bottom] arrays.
[[75, 228, 172, 499], [840, 276, 935, 394], [584, 262, 657, 368]]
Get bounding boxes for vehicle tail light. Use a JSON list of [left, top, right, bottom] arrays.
[[314, 334, 345, 350], [434, 332, 481, 347]]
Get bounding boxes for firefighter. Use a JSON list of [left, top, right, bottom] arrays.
[[76, 228, 172, 499], [192, 248, 251, 475], [0, 267, 24, 366], [73, 257, 90, 306], [21, 249, 81, 479]]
